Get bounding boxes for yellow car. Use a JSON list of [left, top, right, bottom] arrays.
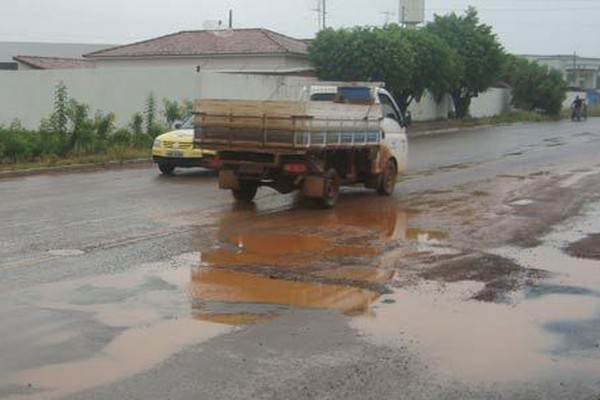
[[152, 116, 218, 175]]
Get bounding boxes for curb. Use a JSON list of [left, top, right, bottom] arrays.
[[0, 158, 153, 179], [0, 123, 502, 178], [407, 124, 494, 138], [407, 127, 460, 138]]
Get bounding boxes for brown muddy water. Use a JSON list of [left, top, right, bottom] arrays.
[[353, 200, 600, 383], [4, 193, 600, 398], [2, 195, 443, 398]]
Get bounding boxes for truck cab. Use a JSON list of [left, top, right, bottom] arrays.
[[307, 84, 408, 174]]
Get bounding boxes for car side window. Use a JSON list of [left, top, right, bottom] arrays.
[[378, 93, 401, 122]]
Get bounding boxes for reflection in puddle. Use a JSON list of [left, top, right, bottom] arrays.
[[192, 196, 420, 322], [188, 268, 379, 320], [203, 196, 411, 269], [232, 233, 329, 256]]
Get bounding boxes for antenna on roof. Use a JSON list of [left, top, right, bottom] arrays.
[[203, 20, 219, 30], [229, 8, 233, 29]]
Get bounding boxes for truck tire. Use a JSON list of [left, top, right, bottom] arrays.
[[158, 163, 175, 175], [319, 169, 340, 209], [377, 159, 397, 196], [232, 180, 259, 203]]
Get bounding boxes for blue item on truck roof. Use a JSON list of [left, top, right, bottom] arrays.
[[337, 86, 371, 102]]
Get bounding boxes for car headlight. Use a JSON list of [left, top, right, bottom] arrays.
[[153, 138, 162, 148]]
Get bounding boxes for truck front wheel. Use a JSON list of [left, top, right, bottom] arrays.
[[377, 159, 397, 196], [319, 169, 340, 209], [232, 180, 259, 203]]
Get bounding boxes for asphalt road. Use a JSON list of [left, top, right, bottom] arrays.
[[1, 118, 600, 399]]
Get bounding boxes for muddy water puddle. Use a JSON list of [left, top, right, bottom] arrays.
[[0, 255, 233, 399], [1, 196, 450, 399], [353, 201, 600, 384], [192, 196, 424, 321]]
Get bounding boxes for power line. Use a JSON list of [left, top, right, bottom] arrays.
[[432, 5, 600, 12]]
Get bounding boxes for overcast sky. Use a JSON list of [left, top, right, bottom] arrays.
[[1, 0, 599, 57]]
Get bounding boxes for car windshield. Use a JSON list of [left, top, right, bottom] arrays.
[[180, 115, 194, 129]]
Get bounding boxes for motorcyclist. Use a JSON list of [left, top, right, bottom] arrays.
[[571, 96, 583, 121]]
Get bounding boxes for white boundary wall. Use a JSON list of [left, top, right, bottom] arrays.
[[0, 67, 511, 129], [469, 87, 512, 118], [407, 91, 450, 121], [0, 67, 314, 129]]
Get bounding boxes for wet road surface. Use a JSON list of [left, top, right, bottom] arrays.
[[1, 118, 600, 399]]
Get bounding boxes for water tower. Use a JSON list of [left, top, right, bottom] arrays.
[[399, 0, 425, 27]]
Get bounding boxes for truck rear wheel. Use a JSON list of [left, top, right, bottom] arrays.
[[319, 169, 340, 209], [377, 159, 397, 196], [232, 180, 259, 203]]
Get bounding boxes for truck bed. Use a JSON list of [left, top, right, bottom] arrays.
[[194, 99, 383, 151]]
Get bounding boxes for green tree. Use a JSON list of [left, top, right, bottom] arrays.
[[66, 99, 96, 156], [94, 111, 116, 138], [398, 28, 461, 111], [183, 99, 194, 115], [50, 82, 69, 135], [426, 7, 505, 118], [308, 25, 415, 112], [130, 112, 144, 135], [145, 92, 160, 137], [308, 25, 461, 114], [163, 99, 187, 127], [502, 55, 567, 116], [129, 112, 151, 148]]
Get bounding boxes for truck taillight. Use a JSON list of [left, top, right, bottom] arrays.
[[283, 163, 307, 174]]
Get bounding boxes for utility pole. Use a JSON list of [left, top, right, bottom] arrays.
[[573, 51, 579, 86], [313, 0, 327, 30]]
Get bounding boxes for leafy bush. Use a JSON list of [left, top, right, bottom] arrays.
[[130, 112, 144, 135], [132, 133, 153, 149], [108, 129, 132, 147], [0, 122, 39, 162]]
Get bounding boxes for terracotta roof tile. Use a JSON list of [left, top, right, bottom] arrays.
[[13, 56, 95, 70], [84, 28, 308, 59]]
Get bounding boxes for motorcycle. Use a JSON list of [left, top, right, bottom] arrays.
[[571, 105, 582, 122]]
